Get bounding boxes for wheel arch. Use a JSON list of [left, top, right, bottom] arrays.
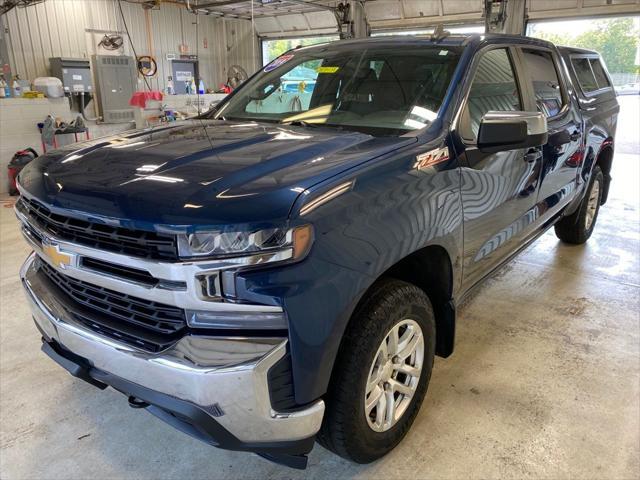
[[333, 244, 456, 366], [383, 244, 456, 358], [595, 141, 614, 205]]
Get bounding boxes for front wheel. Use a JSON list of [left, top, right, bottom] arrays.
[[555, 165, 603, 244], [317, 278, 436, 463]]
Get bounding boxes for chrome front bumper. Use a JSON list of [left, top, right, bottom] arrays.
[[20, 252, 324, 446]]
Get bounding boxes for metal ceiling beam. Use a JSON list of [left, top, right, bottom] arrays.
[[190, 0, 336, 14], [191, 0, 255, 9], [284, 0, 337, 13]]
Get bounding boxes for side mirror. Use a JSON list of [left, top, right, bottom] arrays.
[[477, 111, 548, 153]]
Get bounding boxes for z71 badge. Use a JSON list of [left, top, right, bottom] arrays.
[[413, 146, 449, 170]]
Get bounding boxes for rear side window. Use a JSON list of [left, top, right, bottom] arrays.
[[462, 48, 522, 140], [589, 58, 611, 89], [571, 57, 599, 93], [522, 49, 564, 117]]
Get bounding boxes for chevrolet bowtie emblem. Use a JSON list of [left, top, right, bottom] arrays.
[[42, 242, 74, 269]]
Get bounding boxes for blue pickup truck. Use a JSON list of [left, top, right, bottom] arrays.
[[17, 34, 618, 469]]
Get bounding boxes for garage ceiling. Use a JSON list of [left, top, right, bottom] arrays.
[[189, 0, 640, 37], [191, 0, 485, 36], [190, 0, 340, 37], [365, 0, 484, 30]]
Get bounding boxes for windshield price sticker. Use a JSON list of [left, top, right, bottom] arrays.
[[317, 66, 340, 74], [264, 54, 295, 72]]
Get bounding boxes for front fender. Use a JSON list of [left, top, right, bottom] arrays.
[[291, 138, 463, 283], [237, 139, 463, 404]]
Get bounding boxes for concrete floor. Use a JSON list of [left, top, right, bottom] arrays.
[[1, 97, 638, 479]]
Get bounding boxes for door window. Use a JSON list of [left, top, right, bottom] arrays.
[[589, 58, 611, 89], [461, 48, 522, 141], [571, 57, 599, 93], [522, 49, 564, 117]]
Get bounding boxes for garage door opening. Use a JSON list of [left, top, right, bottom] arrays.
[[262, 36, 340, 66], [528, 16, 640, 94]]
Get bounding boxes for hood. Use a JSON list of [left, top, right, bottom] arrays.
[[19, 120, 414, 229]]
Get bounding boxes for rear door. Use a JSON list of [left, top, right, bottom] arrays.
[[564, 52, 619, 203], [516, 46, 583, 222], [457, 46, 542, 290]]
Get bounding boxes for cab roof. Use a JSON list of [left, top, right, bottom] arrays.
[[556, 45, 600, 56], [293, 33, 558, 52]]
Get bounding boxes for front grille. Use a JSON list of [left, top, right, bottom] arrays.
[[80, 257, 158, 287], [17, 197, 178, 261], [37, 258, 187, 352]]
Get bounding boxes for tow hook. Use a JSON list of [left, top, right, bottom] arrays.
[[128, 396, 150, 409]]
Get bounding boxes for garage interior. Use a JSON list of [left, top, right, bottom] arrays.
[[0, 0, 639, 478]]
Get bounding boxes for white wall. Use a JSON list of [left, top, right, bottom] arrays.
[[1, 0, 259, 92], [0, 0, 258, 194]]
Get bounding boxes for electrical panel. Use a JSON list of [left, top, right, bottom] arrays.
[[91, 55, 137, 124], [49, 57, 92, 94]]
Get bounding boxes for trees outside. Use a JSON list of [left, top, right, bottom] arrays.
[[529, 17, 640, 78], [263, 36, 339, 65]]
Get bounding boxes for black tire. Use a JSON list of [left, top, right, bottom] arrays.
[[555, 165, 604, 244], [317, 278, 436, 463]]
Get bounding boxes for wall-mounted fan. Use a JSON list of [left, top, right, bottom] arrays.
[[98, 34, 124, 51]]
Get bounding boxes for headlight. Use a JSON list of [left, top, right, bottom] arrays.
[[177, 224, 313, 260]]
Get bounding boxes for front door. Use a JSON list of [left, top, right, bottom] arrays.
[[457, 47, 542, 291]]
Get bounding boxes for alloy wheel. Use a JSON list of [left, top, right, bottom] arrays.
[[364, 319, 424, 432], [585, 179, 601, 230]]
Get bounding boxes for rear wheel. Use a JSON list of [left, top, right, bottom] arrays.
[[317, 278, 436, 463], [555, 165, 603, 244]]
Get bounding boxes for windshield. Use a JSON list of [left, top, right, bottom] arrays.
[[213, 45, 462, 136]]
